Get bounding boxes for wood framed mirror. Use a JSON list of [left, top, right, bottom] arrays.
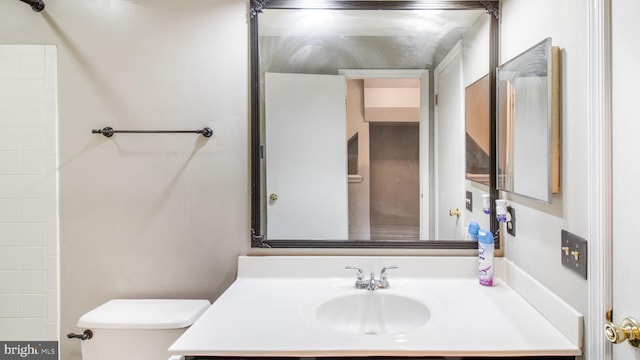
[[250, 0, 500, 249]]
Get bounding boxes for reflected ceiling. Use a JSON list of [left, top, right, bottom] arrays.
[[260, 9, 485, 71]]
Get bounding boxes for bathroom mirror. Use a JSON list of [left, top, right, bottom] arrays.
[[250, 0, 500, 248], [497, 38, 560, 203]]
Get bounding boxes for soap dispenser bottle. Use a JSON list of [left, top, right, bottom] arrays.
[[478, 229, 494, 286]]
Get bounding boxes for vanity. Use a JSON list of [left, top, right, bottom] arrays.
[[169, 256, 582, 359]]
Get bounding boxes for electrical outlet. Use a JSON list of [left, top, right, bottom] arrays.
[[465, 191, 473, 211], [561, 230, 588, 279], [506, 206, 516, 236]]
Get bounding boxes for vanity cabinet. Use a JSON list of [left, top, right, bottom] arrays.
[[170, 257, 582, 360], [184, 357, 576, 360]]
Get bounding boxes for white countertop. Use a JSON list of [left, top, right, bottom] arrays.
[[169, 256, 582, 357]]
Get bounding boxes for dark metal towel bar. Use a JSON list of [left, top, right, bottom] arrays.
[[91, 127, 213, 138], [20, 0, 45, 12]]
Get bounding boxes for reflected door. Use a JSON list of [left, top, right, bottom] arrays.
[[434, 42, 465, 240], [265, 73, 349, 240]]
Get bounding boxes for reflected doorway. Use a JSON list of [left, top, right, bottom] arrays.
[[345, 76, 422, 241]]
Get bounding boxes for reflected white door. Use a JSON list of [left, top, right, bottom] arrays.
[[611, 0, 640, 358], [434, 42, 465, 239], [265, 72, 349, 240]]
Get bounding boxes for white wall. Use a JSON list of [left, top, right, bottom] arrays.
[[500, 0, 589, 325], [462, 12, 492, 232], [0, 1, 248, 359], [0, 44, 58, 341]]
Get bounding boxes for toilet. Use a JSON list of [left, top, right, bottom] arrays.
[[73, 299, 210, 360]]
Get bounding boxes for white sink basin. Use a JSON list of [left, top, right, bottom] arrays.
[[315, 292, 430, 335]]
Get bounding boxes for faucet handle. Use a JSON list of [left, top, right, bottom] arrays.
[[377, 266, 399, 289], [345, 266, 365, 280], [379, 265, 398, 280], [346, 266, 370, 289]]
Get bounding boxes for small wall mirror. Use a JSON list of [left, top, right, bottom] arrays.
[[250, 0, 499, 249], [497, 38, 560, 203]]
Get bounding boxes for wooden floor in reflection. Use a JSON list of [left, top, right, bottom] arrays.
[[356, 224, 420, 241]]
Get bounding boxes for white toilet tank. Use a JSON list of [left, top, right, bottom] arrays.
[[75, 299, 210, 360]]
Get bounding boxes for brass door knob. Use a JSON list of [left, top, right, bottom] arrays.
[[269, 193, 278, 202], [605, 317, 640, 347], [449, 208, 461, 217]]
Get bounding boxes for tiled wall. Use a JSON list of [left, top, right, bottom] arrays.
[[0, 45, 58, 341]]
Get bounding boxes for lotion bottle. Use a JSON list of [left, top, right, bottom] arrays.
[[478, 229, 494, 286]]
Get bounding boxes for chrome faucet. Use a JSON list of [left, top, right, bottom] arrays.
[[377, 265, 398, 289], [345, 266, 398, 291], [345, 266, 369, 289]]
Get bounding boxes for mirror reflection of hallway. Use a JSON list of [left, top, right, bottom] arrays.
[[345, 77, 422, 241], [369, 123, 420, 240]]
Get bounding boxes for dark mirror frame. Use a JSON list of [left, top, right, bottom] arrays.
[[250, 0, 500, 249]]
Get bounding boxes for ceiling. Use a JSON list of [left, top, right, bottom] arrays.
[[259, 9, 486, 71]]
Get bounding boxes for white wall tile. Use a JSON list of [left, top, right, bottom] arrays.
[[44, 198, 56, 223], [21, 80, 45, 104], [45, 173, 56, 193], [0, 318, 24, 341], [21, 128, 45, 151], [0, 128, 21, 150], [0, 104, 21, 127], [0, 247, 22, 270], [0, 45, 58, 342], [23, 318, 47, 339], [46, 257, 57, 290], [0, 79, 21, 103], [0, 224, 21, 246], [0, 271, 22, 293], [46, 322, 57, 341], [21, 199, 45, 223], [0, 199, 21, 222], [45, 129, 56, 155], [21, 175, 46, 199], [0, 175, 22, 198], [22, 223, 46, 246], [20, 56, 45, 80], [0, 151, 21, 174], [0, 56, 20, 80], [23, 247, 46, 270], [23, 294, 47, 317], [11, 45, 44, 57], [22, 271, 46, 294], [44, 90, 55, 127], [45, 56, 56, 89], [45, 156, 58, 184], [21, 151, 45, 174], [0, 294, 22, 317], [46, 223, 57, 256], [21, 104, 45, 127], [47, 290, 57, 323], [44, 46, 56, 57]]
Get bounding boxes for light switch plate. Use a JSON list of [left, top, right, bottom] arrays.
[[465, 191, 473, 211], [561, 230, 588, 279]]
